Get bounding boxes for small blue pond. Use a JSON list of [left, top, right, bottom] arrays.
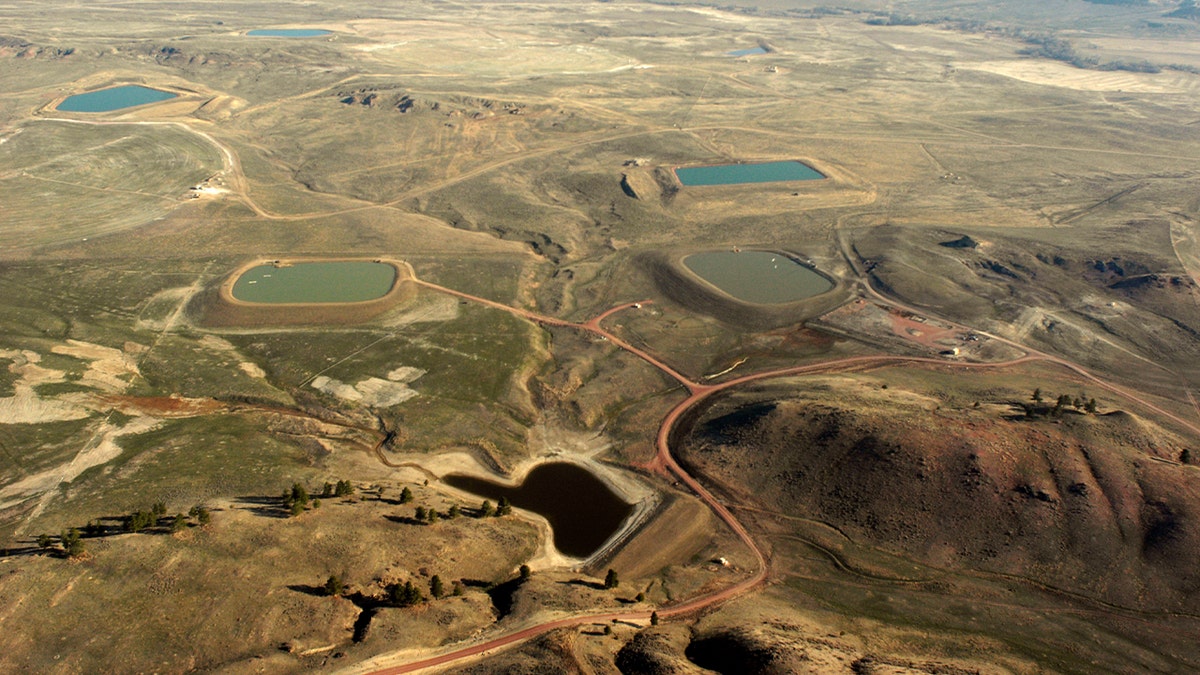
[[675, 160, 825, 186], [729, 46, 767, 56], [246, 29, 331, 37], [57, 85, 177, 113]]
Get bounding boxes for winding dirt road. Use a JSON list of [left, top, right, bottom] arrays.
[[348, 270, 1200, 674]]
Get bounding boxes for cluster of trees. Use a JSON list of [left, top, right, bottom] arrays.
[[382, 575, 465, 605], [479, 497, 513, 518], [387, 580, 425, 607], [125, 502, 168, 533], [1027, 389, 1098, 417], [38, 529, 85, 559], [282, 479, 358, 516], [411, 497, 511, 524], [282, 483, 312, 517], [322, 563, 529, 608], [320, 480, 355, 499], [36, 503, 211, 560]]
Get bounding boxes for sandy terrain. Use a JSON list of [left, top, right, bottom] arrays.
[[962, 59, 1200, 93]]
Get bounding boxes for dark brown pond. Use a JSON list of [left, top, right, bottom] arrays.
[[443, 462, 634, 558]]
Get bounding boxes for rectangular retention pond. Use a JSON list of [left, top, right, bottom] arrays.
[[675, 160, 824, 186], [231, 261, 396, 304], [685, 251, 833, 304], [246, 28, 331, 37], [728, 46, 767, 56], [57, 85, 177, 113]]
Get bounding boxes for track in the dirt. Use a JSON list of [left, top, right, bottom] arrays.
[[354, 272, 1184, 675]]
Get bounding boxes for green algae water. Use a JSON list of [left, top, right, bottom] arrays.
[[231, 262, 396, 304], [684, 251, 833, 304]]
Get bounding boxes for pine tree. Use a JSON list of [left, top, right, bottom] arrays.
[[604, 568, 619, 589], [324, 574, 344, 597], [388, 580, 425, 607], [479, 500, 494, 518], [291, 483, 309, 507], [61, 528, 84, 558], [431, 575, 444, 598], [415, 506, 427, 521], [399, 486, 414, 504], [1032, 388, 1043, 403], [427, 508, 440, 524], [519, 564, 531, 581], [650, 611, 660, 626], [447, 504, 461, 519], [36, 534, 52, 550], [171, 514, 187, 533], [126, 509, 155, 533], [496, 496, 512, 517]]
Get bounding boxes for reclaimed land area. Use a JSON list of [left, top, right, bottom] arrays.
[[1, 0, 1200, 673]]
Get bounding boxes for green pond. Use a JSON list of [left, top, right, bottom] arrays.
[[57, 85, 177, 113], [675, 160, 824, 186], [684, 251, 833, 304], [231, 262, 396, 304], [246, 28, 331, 37]]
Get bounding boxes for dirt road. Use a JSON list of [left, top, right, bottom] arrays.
[[350, 273, 1200, 674]]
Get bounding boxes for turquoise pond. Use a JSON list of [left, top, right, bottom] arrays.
[[246, 29, 331, 37], [231, 262, 396, 304], [728, 46, 767, 56], [57, 85, 177, 113], [674, 160, 824, 186], [684, 251, 833, 304]]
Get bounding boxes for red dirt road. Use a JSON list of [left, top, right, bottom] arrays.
[[353, 277, 1200, 675]]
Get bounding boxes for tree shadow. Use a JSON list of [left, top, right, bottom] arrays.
[[487, 578, 523, 618], [559, 578, 605, 590], [0, 545, 42, 559], [233, 496, 290, 519], [383, 515, 427, 526], [288, 583, 330, 597]]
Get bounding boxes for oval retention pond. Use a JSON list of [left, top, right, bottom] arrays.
[[57, 85, 177, 113], [246, 28, 332, 37], [684, 251, 833, 304], [675, 160, 824, 186], [231, 261, 397, 304], [443, 462, 635, 559]]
